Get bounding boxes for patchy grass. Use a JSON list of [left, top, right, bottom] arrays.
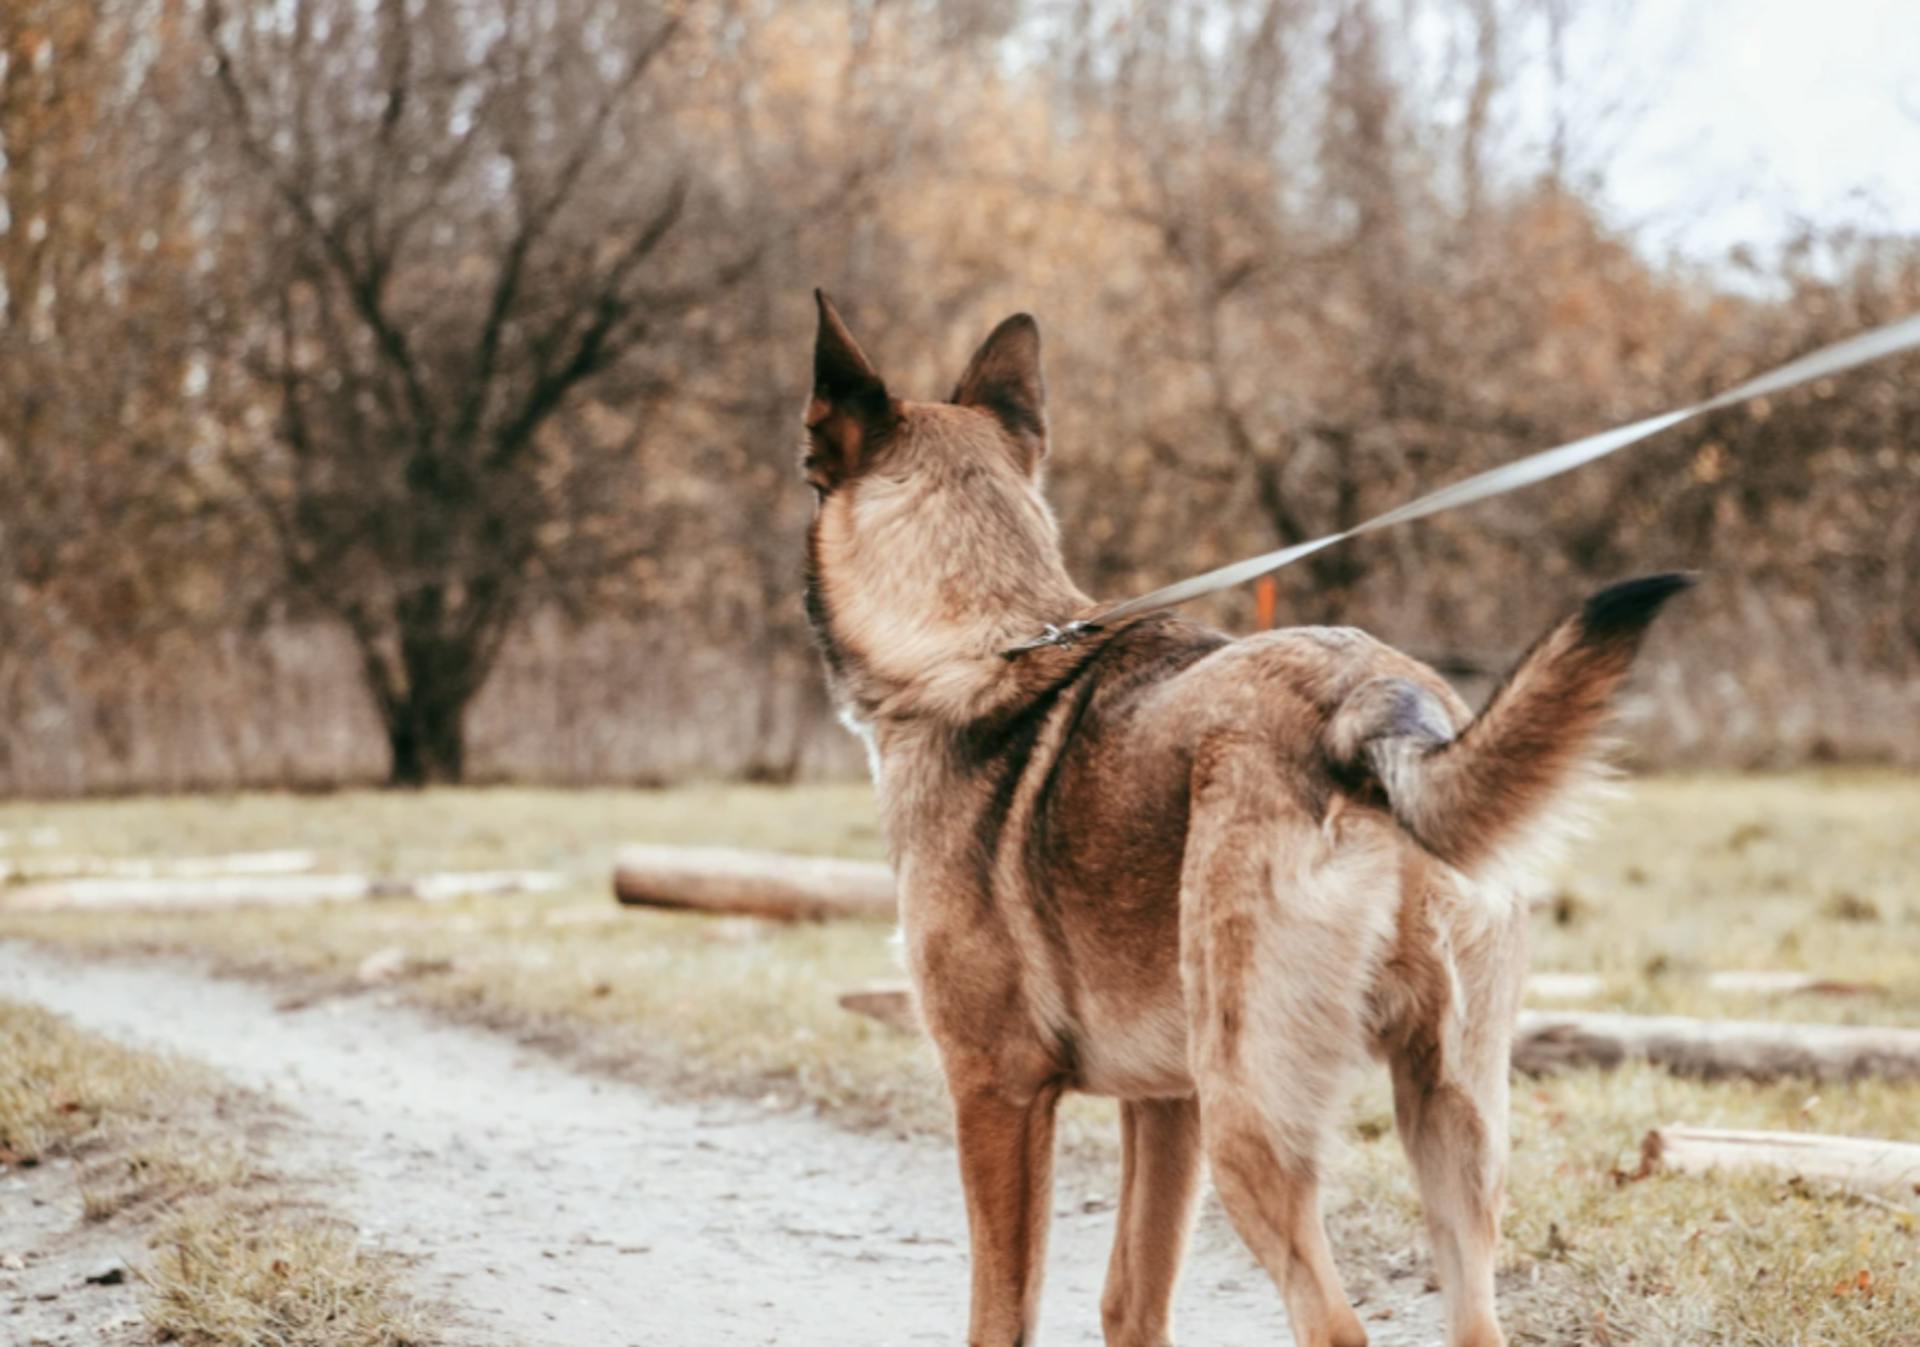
[[1337, 1064, 1918, 1345], [1530, 772, 1920, 1027], [80, 1134, 256, 1224], [0, 999, 199, 1166], [0, 783, 930, 1127], [0, 999, 254, 1222], [2, 772, 1918, 1343], [0, 1000, 428, 1345], [0, 782, 883, 877], [143, 1204, 425, 1347]]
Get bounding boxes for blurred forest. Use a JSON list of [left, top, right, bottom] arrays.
[[1, 0, 1916, 793]]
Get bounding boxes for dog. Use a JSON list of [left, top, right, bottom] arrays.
[[800, 291, 1688, 1347]]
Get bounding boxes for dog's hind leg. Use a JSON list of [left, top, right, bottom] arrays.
[[1179, 737, 1385, 1347], [950, 1069, 1063, 1347], [1387, 892, 1525, 1347], [1101, 1095, 1203, 1347]]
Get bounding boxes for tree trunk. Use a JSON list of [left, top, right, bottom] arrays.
[[376, 584, 500, 787], [384, 683, 469, 787]]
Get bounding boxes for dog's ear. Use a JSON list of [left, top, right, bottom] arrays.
[[951, 313, 1046, 469], [806, 290, 894, 489]]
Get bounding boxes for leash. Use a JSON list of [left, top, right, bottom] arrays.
[[1004, 310, 1920, 657]]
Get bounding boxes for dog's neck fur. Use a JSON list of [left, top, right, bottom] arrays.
[[800, 300, 1102, 784], [805, 429, 1096, 741]]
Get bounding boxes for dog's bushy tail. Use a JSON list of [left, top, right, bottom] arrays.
[[1326, 573, 1695, 875]]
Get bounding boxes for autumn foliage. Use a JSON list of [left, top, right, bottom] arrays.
[[1, 0, 1915, 790]]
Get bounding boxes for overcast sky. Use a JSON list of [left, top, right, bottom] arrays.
[[1586, 0, 1920, 261]]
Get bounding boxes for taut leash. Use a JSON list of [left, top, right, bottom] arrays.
[[1004, 311, 1920, 658]]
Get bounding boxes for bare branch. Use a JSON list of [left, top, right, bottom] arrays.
[[489, 174, 692, 463], [203, 0, 440, 446]]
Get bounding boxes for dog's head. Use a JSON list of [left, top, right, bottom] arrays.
[[801, 292, 1086, 720]]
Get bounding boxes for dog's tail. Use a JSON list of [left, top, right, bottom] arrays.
[[1325, 573, 1694, 875]]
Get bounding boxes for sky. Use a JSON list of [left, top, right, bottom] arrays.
[[1579, 0, 1920, 262]]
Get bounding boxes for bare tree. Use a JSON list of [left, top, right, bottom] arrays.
[[197, 0, 745, 784], [7, 0, 1919, 794], [0, 3, 209, 706]]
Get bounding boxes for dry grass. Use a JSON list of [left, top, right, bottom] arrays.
[[79, 1135, 256, 1224], [1336, 1065, 1918, 1345], [2, 772, 1918, 1344], [0, 999, 197, 1165], [1529, 773, 1920, 1028], [0, 999, 428, 1345], [1, 998, 254, 1223], [143, 1204, 426, 1347]]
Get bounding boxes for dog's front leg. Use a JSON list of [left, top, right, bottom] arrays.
[[950, 1072, 1062, 1347]]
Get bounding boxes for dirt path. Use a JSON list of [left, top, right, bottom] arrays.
[[0, 944, 1443, 1346]]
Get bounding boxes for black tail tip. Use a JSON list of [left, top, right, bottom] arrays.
[[1579, 572, 1697, 643]]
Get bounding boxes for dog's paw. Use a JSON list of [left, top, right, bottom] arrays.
[[1447, 1321, 1507, 1347], [1325, 1304, 1371, 1347]]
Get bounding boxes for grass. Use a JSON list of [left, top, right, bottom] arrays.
[[0, 999, 428, 1345], [1, 771, 1917, 1344], [0, 998, 196, 1166], [1527, 773, 1920, 1028], [1336, 1064, 1918, 1344], [142, 1205, 424, 1347]]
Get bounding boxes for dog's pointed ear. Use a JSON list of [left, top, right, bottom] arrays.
[[806, 290, 893, 488], [951, 313, 1046, 468]]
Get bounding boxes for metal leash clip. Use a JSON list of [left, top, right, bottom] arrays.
[[1001, 619, 1101, 659]]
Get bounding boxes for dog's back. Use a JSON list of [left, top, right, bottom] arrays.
[[937, 573, 1686, 1100]]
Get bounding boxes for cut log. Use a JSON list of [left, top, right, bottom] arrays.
[[1524, 970, 1884, 1002], [1645, 1125, 1920, 1203], [409, 870, 566, 903], [613, 845, 895, 922], [838, 983, 920, 1035], [1514, 1010, 1920, 1083], [1707, 969, 1823, 995], [5, 874, 374, 910], [3, 870, 566, 912], [1705, 969, 1885, 999], [1526, 972, 1605, 1000], [3, 849, 320, 883]]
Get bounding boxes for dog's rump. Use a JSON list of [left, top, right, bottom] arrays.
[[1322, 573, 1694, 877]]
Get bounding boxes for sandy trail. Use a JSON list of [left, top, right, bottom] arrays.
[[0, 945, 1442, 1346]]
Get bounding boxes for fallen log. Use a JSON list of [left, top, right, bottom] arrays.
[[841, 989, 1920, 1083], [1513, 1010, 1920, 1083], [409, 870, 566, 902], [838, 981, 912, 1031], [1526, 972, 1606, 1000], [2, 849, 319, 883], [613, 845, 895, 922], [3, 869, 565, 912], [5, 873, 373, 910], [1523, 970, 1885, 1002], [838, 984, 921, 1035], [1643, 1125, 1920, 1202], [1704, 969, 1885, 999]]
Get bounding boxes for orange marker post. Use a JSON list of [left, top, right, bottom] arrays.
[[1254, 575, 1278, 630]]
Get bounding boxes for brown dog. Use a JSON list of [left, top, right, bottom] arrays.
[[800, 292, 1687, 1347]]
